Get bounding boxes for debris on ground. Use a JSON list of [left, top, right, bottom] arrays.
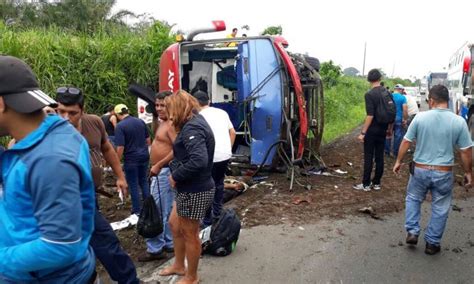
[[292, 196, 312, 205], [467, 240, 474, 247], [398, 241, 404, 246], [334, 169, 348, 175], [110, 214, 139, 231], [347, 162, 353, 167], [358, 206, 383, 220], [452, 247, 463, 253], [452, 204, 463, 212]]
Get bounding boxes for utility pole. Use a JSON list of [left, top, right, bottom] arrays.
[[362, 42, 367, 76]]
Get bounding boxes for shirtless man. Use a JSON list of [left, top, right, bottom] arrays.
[[138, 90, 177, 262]]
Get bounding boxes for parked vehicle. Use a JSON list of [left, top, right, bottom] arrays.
[[447, 42, 474, 122], [404, 87, 421, 108], [131, 21, 324, 172]]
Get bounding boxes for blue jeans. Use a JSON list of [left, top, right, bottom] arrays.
[[124, 162, 150, 215], [405, 167, 454, 245], [90, 208, 139, 284], [385, 122, 405, 156], [146, 168, 175, 253]]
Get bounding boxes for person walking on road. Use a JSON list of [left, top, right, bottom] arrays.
[[353, 69, 391, 192], [385, 84, 408, 157], [192, 90, 236, 227], [139, 91, 177, 262], [0, 56, 95, 283], [115, 104, 151, 215], [56, 88, 139, 283], [393, 85, 472, 255]]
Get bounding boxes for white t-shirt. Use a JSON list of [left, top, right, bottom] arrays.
[[200, 107, 234, 162], [405, 95, 419, 116]]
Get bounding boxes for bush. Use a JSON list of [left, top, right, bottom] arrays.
[[0, 22, 174, 115]]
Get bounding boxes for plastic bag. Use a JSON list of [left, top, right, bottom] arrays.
[[137, 195, 163, 238]]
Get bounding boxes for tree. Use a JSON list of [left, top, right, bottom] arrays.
[[1, 0, 136, 34], [261, 25, 282, 35], [343, 67, 360, 77]]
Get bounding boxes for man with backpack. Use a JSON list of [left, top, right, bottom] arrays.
[[353, 69, 395, 191]]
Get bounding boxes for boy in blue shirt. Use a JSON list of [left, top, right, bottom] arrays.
[[0, 56, 95, 282]]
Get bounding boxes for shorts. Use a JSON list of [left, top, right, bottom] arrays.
[[175, 189, 215, 220]]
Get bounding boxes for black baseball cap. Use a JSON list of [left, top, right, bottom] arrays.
[[0, 55, 57, 113], [192, 90, 209, 105]]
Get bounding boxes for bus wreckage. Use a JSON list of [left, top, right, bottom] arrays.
[[130, 21, 325, 188]]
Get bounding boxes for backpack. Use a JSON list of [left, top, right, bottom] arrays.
[[202, 208, 241, 256], [137, 195, 163, 238], [375, 89, 396, 124]]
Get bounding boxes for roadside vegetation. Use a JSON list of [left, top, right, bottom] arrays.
[[320, 61, 414, 144]]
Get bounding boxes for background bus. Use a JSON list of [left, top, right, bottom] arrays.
[[447, 42, 474, 146]]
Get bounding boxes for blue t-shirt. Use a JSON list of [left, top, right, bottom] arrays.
[[115, 116, 150, 165], [404, 108, 472, 165], [392, 92, 407, 123]]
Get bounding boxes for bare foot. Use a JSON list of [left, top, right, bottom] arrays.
[[176, 276, 199, 284], [158, 265, 186, 276]]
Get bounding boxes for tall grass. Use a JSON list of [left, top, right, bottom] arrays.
[[0, 22, 174, 115], [322, 76, 369, 143]]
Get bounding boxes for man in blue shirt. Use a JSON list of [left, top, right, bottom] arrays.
[[394, 85, 472, 255], [385, 84, 408, 157], [0, 56, 95, 283], [115, 104, 151, 215]]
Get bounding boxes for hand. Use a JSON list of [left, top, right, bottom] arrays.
[[393, 160, 402, 174], [357, 134, 365, 142], [116, 177, 128, 196], [386, 130, 393, 139], [169, 174, 176, 188], [150, 164, 161, 176], [464, 173, 472, 189]]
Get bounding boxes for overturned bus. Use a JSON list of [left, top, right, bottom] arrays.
[[134, 21, 324, 170]]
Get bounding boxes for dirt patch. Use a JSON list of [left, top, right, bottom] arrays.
[[100, 126, 473, 261]]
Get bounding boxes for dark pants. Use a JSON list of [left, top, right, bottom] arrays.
[[124, 162, 150, 215], [90, 209, 139, 284], [203, 159, 229, 226], [363, 134, 386, 186]]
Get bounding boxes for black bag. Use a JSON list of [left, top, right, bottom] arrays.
[[203, 208, 241, 256], [137, 195, 163, 238], [375, 89, 396, 124]]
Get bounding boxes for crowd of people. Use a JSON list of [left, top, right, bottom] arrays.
[[0, 56, 235, 284], [355, 68, 472, 255]]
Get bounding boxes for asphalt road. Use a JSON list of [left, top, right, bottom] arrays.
[[139, 197, 474, 284]]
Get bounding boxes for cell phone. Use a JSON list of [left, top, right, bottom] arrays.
[[409, 161, 415, 176]]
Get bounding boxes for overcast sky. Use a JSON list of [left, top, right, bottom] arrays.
[[114, 0, 473, 80]]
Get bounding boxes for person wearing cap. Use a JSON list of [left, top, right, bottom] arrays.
[[115, 103, 151, 215], [394, 85, 472, 255], [0, 56, 95, 283], [192, 90, 236, 227], [385, 84, 408, 157], [56, 88, 139, 284]]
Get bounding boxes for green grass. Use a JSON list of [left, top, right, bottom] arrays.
[[0, 22, 174, 115], [322, 76, 368, 144]]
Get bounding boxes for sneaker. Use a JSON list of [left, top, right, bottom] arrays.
[[371, 183, 381, 191], [137, 251, 167, 262], [353, 183, 371, 191], [425, 242, 441, 255], [406, 233, 418, 245]]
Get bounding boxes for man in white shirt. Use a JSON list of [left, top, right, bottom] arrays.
[[402, 89, 419, 125], [192, 91, 236, 227]]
